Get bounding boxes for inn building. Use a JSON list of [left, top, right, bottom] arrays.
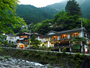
[[42, 27, 90, 52], [16, 32, 43, 49]]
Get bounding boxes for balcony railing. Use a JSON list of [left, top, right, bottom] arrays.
[[70, 36, 78, 39], [60, 38, 68, 40], [54, 43, 69, 48], [51, 39, 57, 41]]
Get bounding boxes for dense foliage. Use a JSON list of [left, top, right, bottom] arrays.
[[65, 0, 82, 16], [0, 0, 25, 33], [40, 7, 59, 16], [28, 11, 90, 35], [46, 0, 90, 18], [16, 5, 53, 24], [46, 1, 67, 11], [10, 0, 90, 35], [81, 0, 90, 18]]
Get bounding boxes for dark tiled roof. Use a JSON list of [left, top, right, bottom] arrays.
[[6, 34, 17, 37], [57, 27, 87, 34], [31, 33, 42, 36], [44, 30, 57, 36], [17, 32, 42, 36], [43, 27, 87, 37]]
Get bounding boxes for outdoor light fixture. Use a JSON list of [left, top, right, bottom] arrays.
[[19, 44, 24, 49]]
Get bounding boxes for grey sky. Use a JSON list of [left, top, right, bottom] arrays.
[[18, 0, 67, 7]]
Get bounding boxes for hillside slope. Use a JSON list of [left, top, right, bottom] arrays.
[[46, 1, 67, 11], [16, 5, 53, 24], [45, 0, 89, 18], [40, 7, 59, 16], [15, 0, 90, 25], [81, 0, 90, 18]]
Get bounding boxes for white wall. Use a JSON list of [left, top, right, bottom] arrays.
[[6, 35, 19, 44]]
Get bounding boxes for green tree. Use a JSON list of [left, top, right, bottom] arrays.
[[42, 19, 52, 24], [84, 19, 90, 32], [3, 40, 8, 46], [31, 35, 36, 43], [32, 19, 51, 35], [31, 22, 42, 33], [37, 23, 50, 35], [0, 34, 6, 44], [53, 11, 66, 24], [34, 39, 41, 46], [64, 15, 81, 29], [65, 0, 82, 16], [28, 22, 34, 30], [19, 29, 28, 34], [30, 35, 41, 47], [16, 5, 53, 24], [13, 26, 21, 33], [53, 11, 81, 30], [0, 0, 25, 33], [70, 36, 86, 52]]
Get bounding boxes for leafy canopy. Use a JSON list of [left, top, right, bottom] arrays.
[[70, 36, 86, 45], [0, 0, 26, 33], [65, 0, 82, 16], [30, 35, 41, 46], [53, 10, 81, 30]]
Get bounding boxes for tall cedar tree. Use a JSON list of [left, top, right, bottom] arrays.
[[65, 0, 82, 16]]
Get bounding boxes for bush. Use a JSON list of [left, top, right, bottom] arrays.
[[23, 51, 29, 56], [48, 47, 54, 50], [4, 56, 10, 59], [38, 46, 46, 50], [0, 57, 3, 60], [62, 47, 66, 53], [0, 47, 3, 52], [42, 44, 44, 46], [30, 45, 39, 49]]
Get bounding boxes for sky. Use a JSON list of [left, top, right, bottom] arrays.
[[18, 0, 66, 7]]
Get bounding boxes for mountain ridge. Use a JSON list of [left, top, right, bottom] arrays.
[[16, 0, 90, 25], [16, 5, 54, 24]]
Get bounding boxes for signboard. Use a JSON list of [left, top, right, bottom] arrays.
[[73, 44, 80, 49]]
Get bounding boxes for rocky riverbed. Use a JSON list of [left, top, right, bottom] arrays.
[[0, 56, 60, 68]]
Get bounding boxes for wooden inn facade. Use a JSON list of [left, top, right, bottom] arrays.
[[42, 27, 90, 52]]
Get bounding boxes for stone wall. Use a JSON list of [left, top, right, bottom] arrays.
[[0, 47, 90, 68]]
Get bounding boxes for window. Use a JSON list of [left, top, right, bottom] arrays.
[[20, 36, 23, 38], [10, 37, 13, 39], [70, 32, 79, 37], [17, 41, 19, 43], [51, 36, 57, 40], [19, 35, 27, 38], [9, 41, 11, 43], [60, 34, 67, 38], [21, 40, 23, 43], [25, 40, 27, 42], [39, 36, 42, 39], [24, 36, 27, 38], [87, 41, 89, 44], [46, 38, 49, 41]]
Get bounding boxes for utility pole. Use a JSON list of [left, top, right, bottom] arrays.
[[80, 19, 83, 37], [29, 31, 31, 49], [80, 19, 84, 53]]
